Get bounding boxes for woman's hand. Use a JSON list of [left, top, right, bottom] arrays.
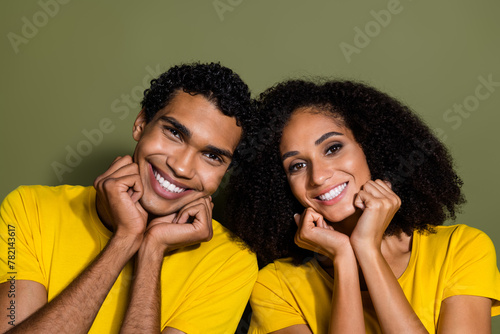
[[294, 207, 353, 260], [350, 179, 401, 253]]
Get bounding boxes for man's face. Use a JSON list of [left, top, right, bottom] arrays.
[[132, 91, 242, 217]]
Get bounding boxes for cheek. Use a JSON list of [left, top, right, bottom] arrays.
[[200, 167, 227, 194], [343, 152, 371, 183], [136, 133, 166, 155], [287, 176, 309, 206]]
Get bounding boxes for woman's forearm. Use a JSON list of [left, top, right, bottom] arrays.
[[354, 247, 427, 334]]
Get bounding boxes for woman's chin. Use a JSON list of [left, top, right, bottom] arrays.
[[321, 207, 358, 226]]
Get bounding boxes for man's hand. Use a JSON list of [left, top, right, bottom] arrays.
[[143, 196, 214, 254], [94, 156, 148, 246]]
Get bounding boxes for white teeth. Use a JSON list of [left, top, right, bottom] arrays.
[[154, 169, 186, 194], [318, 183, 347, 201]]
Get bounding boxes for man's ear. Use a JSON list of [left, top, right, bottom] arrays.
[[133, 109, 147, 141]]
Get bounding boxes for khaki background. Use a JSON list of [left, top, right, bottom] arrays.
[[1, 0, 499, 332]]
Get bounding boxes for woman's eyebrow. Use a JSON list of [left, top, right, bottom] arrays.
[[315, 131, 343, 146], [282, 131, 344, 161], [282, 151, 299, 161]]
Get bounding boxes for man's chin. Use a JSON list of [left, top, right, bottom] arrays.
[[139, 197, 185, 219]]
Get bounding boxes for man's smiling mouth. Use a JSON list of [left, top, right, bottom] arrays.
[[153, 169, 187, 194]]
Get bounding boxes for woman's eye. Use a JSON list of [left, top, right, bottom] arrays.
[[326, 143, 342, 155], [289, 162, 306, 172]]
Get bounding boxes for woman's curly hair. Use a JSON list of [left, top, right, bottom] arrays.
[[141, 62, 255, 166], [225, 79, 465, 266]]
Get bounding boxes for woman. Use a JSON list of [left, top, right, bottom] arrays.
[[226, 79, 500, 333]]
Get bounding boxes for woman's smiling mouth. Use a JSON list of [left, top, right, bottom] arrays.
[[317, 182, 348, 201]]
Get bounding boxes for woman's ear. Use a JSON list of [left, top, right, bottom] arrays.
[[132, 109, 147, 141]]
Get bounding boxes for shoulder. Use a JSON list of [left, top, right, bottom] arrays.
[[2, 185, 91, 204], [415, 224, 498, 268], [193, 219, 258, 272], [257, 257, 317, 286], [419, 224, 494, 249]]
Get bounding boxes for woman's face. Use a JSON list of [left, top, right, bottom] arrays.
[[279, 108, 371, 224]]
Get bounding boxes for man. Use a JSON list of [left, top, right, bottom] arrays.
[[0, 62, 258, 333]]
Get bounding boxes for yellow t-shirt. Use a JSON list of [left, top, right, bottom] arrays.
[[0, 185, 258, 333], [249, 225, 500, 334]]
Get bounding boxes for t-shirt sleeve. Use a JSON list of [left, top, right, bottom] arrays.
[[442, 225, 500, 316], [0, 187, 45, 286], [249, 263, 307, 334], [164, 248, 258, 334]]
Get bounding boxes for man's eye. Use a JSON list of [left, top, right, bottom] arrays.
[[289, 162, 306, 172], [205, 153, 222, 163], [164, 126, 181, 139], [326, 143, 342, 155]]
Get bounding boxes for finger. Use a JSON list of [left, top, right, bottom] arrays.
[[354, 192, 366, 210], [174, 203, 213, 241], [302, 208, 324, 227], [102, 174, 143, 203], [172, 197, 210, 223], [148, 213, 177, 229], [374, 179, 401, 206], [294, 213, 301, 226], [174, 203, 208, 225], [374, 179, 394, 194], [93, 156, 133, 187], [361, 181, 394, 202], [381, 179, 392, 189], [203, 196, 213, 217]]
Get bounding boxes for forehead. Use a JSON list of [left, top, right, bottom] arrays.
[[154, 91, 242, 150], [281, 108, 349, 144]]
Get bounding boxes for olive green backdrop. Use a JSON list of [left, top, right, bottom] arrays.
[[1, 0, 499, 331]]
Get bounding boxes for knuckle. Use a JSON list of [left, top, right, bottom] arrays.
[[202, 228, 213, 241], [102, 178, 116, 191]]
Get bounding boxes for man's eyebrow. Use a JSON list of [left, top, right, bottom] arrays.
[[160, 116, 233, 161], [159, 116, 191, 138], [206, 145, 234, 161], [315, 131, 343, 146]]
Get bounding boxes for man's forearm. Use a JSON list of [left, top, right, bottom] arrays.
[[6, 235, 139, 334], [120, 241, 164, 334]]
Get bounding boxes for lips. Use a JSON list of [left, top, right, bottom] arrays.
[[316, 182, 347, 202], [153, 169, 186, 193], [148, 163, 192, 199]]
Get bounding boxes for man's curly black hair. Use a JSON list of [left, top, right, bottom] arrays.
[[225, 79, 465, 266], [141, 62, 255, 166]]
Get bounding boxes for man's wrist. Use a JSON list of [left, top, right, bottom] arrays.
[[109, 231, 144, 257], [139, 235, 168, 261]]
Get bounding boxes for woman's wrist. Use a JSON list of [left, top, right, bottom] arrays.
[[328, 239, 357, 263]]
